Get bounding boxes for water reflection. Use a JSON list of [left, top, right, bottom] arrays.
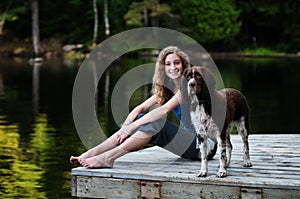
[[0, 58, 82, 198], [0, 56, 299, 198], [0, 115, 46, 198], [32, 62, 42, 115]]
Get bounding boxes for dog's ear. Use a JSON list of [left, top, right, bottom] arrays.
[[199, 67, 216, 91], [180, 68, 190, 103], [183, 68, 189, 79]]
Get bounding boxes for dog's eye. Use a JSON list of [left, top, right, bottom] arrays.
[[186, 75, 191, 80], [196, 74, 201, 79]]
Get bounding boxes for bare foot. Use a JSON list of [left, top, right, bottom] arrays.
[[79, 154, 114, 168], [70, 151, 93, 164], [70, 156, 79, 164]]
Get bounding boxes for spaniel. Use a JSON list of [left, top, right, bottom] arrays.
[[182, 66, 252, 178]]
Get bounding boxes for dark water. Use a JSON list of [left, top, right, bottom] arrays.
[[214, 57, 300, 133], [0, 56, 299, 198]]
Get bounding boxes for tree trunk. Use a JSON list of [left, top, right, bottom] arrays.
[[143, 7, 148, 26], [92, 0, 98, 46], [104, 0, 110, 37], [30, 0, 41, 57]]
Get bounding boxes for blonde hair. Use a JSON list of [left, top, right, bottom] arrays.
[[152, 46, 190, 105]]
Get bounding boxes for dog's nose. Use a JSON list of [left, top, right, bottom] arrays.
[[189, 82, 195, 88]]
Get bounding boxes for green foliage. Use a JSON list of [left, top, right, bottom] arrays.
[[0, 5, 26, 22], [243, 47, 286, 56], [108, 0, 131, 34], [124, 0, 171, 27], [0, 0, 299, 52], [68, 0, 85, 5], [237, 0, 300, 53], [0, 0, 29, 36], [39, 0, 93, 43], [173, 0, 241, 43]]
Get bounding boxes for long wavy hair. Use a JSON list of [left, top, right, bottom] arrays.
[[152, 46, 190, 105]]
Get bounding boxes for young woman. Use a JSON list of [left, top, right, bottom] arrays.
[[70, 46, 217, 168]]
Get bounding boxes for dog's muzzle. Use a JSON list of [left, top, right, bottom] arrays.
[[187, 78, 197, 97]]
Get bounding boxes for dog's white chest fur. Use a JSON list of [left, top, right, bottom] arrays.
[[190, 102, 220, 149], [190, 104, 206, 133], [191, 103, 217, 130], [190, 104, 212, 148]]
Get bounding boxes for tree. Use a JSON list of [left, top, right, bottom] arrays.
[[124, 0, 171, 27], [173, 0, 241, 44], [0, 0, 299, 53], [39, 0, 92, 43], [237, 0, 300, 52], [104, 0, 110, 37], [108, 0, 131, 34], [92, 0, 99, 46], [30, 0, 41, 57], [0, 0, 13, 35]]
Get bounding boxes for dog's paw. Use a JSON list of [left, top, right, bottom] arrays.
[[243, 161, 252, 167], [197, 170, 208, 177], [216, 168, 227, 178]]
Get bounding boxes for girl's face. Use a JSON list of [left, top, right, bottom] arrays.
[[164, 53, 183, 80]]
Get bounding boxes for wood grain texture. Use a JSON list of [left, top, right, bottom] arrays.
[[72, 134, 300, 198]]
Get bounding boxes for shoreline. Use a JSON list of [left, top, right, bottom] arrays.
[[210, 52, 300, 59], [0, 48, 299, 60]]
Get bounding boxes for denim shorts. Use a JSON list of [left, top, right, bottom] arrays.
[[136, 114, 217, 160]]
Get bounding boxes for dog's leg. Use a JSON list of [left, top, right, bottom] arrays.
[[197, 106, 208, 177], [226, 124, 233, 168], [197, 132, 208, 177], [190, 104, 208, 177], [236, 117, 252, 167], [217, 131, 227, 177]]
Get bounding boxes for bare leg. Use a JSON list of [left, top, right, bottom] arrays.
[[70, 131, 121, 164], [79, 131, 152, 168]]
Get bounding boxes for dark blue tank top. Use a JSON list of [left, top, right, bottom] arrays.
[[172, 104, 195, 132]]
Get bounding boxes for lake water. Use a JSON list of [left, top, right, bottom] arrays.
[[0, 55, 299, 198]]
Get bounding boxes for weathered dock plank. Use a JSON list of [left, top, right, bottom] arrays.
[[71, 134, 300, 198]]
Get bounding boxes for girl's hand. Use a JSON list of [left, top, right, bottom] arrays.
[[116, 128, 130, 144], [116, 123, 138, 144]]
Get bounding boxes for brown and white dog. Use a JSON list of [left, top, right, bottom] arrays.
[[182, 66, 252, 178]]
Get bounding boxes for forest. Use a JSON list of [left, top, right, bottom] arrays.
[[0, 0, 299, 57]]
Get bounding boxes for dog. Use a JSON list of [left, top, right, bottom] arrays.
[[182, 66, 252, 178]]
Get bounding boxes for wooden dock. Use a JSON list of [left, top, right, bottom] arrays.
[[71, 134, 300, 198]]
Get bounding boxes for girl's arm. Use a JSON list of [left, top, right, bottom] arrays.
[[115, 95, 156, 144], [116, 91, 182, 144], [126, 91, 182, 130], [122, 95, 157, 126]]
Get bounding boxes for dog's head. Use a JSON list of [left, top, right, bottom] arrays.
[[181, 66, 216, 111], [183, 66, 216, 97]]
